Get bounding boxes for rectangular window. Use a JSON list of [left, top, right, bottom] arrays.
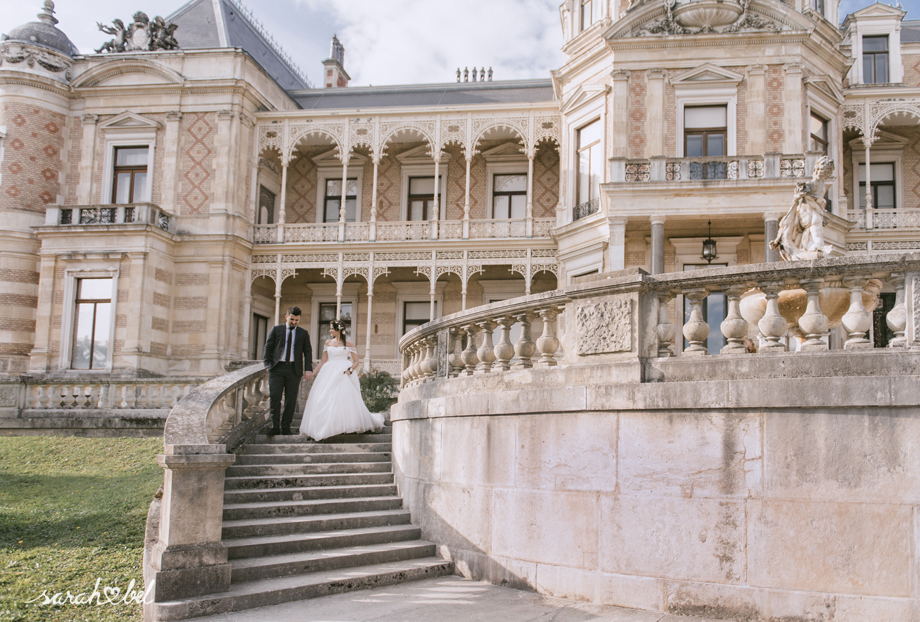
[[112, 147, 148, 203], [813, 0, 824, 15], [580, 0, 601, 31], [258, 185, 275, 225], [858, 162, 896, 210], [72, 278, 112, 370], [323, 178, 357, 223], [809, 113, 829, 154], [684, 106, 727, 157], [863, 35, 889, 84], [492, 173, 527, 219], [319, 302, 352, 349], [576, 119, 602, 207], [250, 313, 268, 360], [408, 176, 438, 221], [402, 301, 431, 336]]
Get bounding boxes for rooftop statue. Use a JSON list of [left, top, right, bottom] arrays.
[[770, 156, 835, 260], [95, 11, 179, 53]]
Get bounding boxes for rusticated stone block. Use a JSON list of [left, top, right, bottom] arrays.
[[575, 299, 631, 355]]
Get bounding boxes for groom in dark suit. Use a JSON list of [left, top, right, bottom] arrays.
[[263, 306, 313, 435]]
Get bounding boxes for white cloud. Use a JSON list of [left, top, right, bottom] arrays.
[[294, 0, 565, 85]]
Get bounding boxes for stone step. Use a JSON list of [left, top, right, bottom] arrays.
[[154, 557, 452, 622], [229, 539, 436, 583], [239, 442, 391, 455], [234, 451, 391, 465], [224, 471, 393, 491], [225, 462, 392, 477], [253, 432, 392, 444], [222, 491, 401, 518], [225, 523, 423, 560], [221, 508, 411, 539]]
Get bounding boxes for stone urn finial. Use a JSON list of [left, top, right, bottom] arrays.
[[38, 0, 58, 26]]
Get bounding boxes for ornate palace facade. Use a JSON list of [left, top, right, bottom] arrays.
[[2, 0, 920, 380]]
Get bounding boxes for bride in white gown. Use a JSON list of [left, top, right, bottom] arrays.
[[299, 320, 385, 440]]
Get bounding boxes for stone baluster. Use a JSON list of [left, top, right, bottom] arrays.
[[493, 317, 515, 371], [721, 285, 750, 354], [414, 342, 426, 384], [656, 292, 676, 357], [461, 324, 480, 375], [137, 385, 150, 409], [886, 273, 908, 348], [405, 345, 417, 385], [408, 344, 421, 385], [476, 321, 497, 373], [59, 385, 73, 408], [535, 307, 560, 367], [512, 312, 535, 368], [149, 385, 162, 408], [682, 288, 710, 356], [757, 281, 787, 353], [842, 276, 873, 349], [76, 386, 89, 408], [797, 278, 829, 351], [448, 327, 465, 377], [35, 385, 48, 408], [425, 338, 438, 381]]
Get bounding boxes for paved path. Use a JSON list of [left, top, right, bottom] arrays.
[[188, 575, 733, 622]]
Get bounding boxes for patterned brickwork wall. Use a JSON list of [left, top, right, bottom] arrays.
[[842, 134, 854, 209], [169, 268, 208, 357], [374, 142, 417, 222], [0, 103, 65, 213], [665, 82, 677, 157], [444, 144, 466, 220], [286, 147, 322, 223], [534, 142, 559, 218], [736, 80, 748, 158], [766, 65, 784, 153], [63, 115, 82, 205], [629, 72, 648, 159], [178, 112, 216, 215], [904, 54, 920, 87]]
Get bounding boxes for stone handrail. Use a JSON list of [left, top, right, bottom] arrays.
[[45, 203, 176, 234], [847, 208, 920, 230], [19, 376, 200, 410], [398, 253, 920, 386], [611, 153, 825, 184], [144, 363, 269, 609]]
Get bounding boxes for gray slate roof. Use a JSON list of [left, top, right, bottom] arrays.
[[167, 0, 309, 90], [902, 20, 920, 43], [289, 79, 556, 110]]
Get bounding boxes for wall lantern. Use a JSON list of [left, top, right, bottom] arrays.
[[701, 220, 718, 264]]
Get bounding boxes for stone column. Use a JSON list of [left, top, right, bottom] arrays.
[[783, 65, 804, 155], [77, 114, 98, 204], [431, 157, 440, 240], [526, 153, 535, 237], [463, 153, 472, 239], [612, 71, 630, 158], [747, 66, 766, 156], [161, 112, 182, 214], [646, 69, 666, 157], [650, 214, 666, 275], [339, 158, 349, 242], [763, 212, 781, 262], [211, 110, 234, 214], [608, 217, 627, 271], [149, 450, 236, 601], [364, 286, 374, 372], [369, 156, 379, 242], [277, 158, 289, 244]]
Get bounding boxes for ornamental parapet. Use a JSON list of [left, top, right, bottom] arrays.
[[610, 153, 824, 184], [43, 203, 176, 234], [398, 252, 920, 387]]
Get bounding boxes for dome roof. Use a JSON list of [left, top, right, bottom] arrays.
[[2, 1, 79, 57]]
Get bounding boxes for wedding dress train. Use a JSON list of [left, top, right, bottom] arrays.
[[299, 345, 384, 440]]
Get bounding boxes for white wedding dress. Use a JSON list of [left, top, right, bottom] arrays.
[[299, 345, 385, 440]]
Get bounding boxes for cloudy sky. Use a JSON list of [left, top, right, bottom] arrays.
[[3, 0, 914, 87]]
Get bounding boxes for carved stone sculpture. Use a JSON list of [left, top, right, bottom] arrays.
[[95, 11, 179, 53], [770, 156, 834, 261]]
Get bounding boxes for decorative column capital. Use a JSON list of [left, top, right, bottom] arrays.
[[611, 70, 630, 81], [166, 111, 183, 123], [763, 211, 783, 223], [649, 214, 667, 226], [82, 113, 99, 124], [748, 65, 766, 76]]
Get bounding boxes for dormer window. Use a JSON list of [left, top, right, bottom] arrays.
[[580, 0, 601, 32], [809, 113, 829, 155], [863, 35, 889, 84], [813, 0, 824, 16]]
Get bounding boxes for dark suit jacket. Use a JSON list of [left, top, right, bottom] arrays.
[[263, 324, 313, 377]]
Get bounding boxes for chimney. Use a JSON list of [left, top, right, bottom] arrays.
[[323, 34, 350, 88]]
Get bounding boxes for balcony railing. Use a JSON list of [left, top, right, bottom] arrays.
[[848, 208, 920, 230], [573, 198, 600, 221], [611, 153, 821, 184], [45, 203, 176, 233], [253, 218, 555, 244]]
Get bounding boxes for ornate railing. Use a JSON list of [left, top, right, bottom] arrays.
[[143, 363, 269, 607], [573, 198, 600, 221], [20, 377, 199, 410], [47, 203, 175, 233], [254, 218, 555, 244], [398, 253, 920, 386], [613, 154, 818, 184], [847, 208, 920, 230]]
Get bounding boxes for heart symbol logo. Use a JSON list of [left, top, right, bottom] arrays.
[[104, 586, 121, 602]]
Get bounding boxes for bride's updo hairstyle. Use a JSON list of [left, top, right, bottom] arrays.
[[330, 320, 347, 346]]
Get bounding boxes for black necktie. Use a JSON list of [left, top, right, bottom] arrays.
[[284, 327, 293, 363]]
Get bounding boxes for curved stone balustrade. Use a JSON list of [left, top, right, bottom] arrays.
[[145, 363, 269, 606], [398, 252, 920, 387], [21, 377, 199, 410]]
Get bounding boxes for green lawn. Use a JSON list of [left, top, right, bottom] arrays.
[[0, 436, 163, 622]]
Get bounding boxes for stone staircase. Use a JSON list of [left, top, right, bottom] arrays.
[[156, 418, 453, 620]]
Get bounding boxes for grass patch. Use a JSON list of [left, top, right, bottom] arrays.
[[0, 436, 163, 622]]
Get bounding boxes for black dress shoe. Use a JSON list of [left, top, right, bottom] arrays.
[[267, 428, 281, 435]]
